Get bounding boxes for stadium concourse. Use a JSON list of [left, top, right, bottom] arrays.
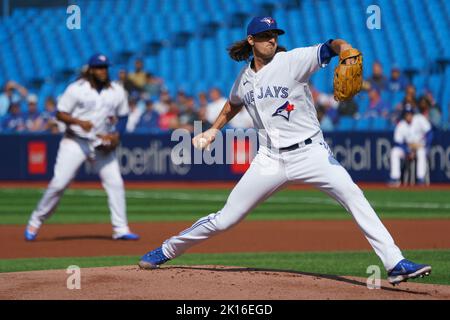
[[0, 0, 449, 133]]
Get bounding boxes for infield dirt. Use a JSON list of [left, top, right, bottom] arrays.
[[1, 219, 450, 259]]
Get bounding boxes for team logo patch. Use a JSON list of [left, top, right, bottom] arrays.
[[261, 17, 275, 26], [272, 101, 295, 121]]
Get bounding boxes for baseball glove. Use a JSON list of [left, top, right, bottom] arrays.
[[96, 133, 120, 153], [333, 48, 363, 101]]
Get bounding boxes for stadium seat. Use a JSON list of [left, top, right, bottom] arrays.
[[0, 0, 447, 117], [337, 116, 355, 131]]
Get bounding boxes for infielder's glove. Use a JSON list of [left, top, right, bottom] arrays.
[[96, 133, 120, 153], [333, 48, 363, 101]]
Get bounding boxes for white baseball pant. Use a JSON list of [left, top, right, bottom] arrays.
[[27, 136, 130, 235], [390, 146, 427, 180], [162, 138, 405, 271]]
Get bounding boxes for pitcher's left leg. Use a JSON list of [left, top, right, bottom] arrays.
[[287, 143, 404, 271]]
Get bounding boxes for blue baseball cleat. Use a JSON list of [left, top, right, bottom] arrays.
[[24, 228, 37, 241], [139, 246, 170, 269], [112, 232, 140, 240], [388, 259, 432, 285]]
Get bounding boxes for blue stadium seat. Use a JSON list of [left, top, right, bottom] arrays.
[[371, 117, 389, 131], [355, 117, 371, 131], [0, 0, 447, 130], [337, 116, 355, 131]]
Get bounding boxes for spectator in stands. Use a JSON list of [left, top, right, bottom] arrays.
[[337, 98, 358, 118], [364, 88, 390, 119], [159, 101, 179, 131], [388, 66, 408, 93], [128, 58, 147, 90], [310, 84, 339, 124], [403, 85, 418, 110], [143, 73, 164, 99], [198, 92, 209, 110], [422, 90, 442, 129], [118, 69, 138, 95], [175, 90, 189, 110], [316, 105, 334, 132], [178, 96, 199, 132], [1, 102, 25, 133], [197, 104, 211, 131], [135, 99, 160, 133], [24, 94, 44, 132], [153, 90, 171, 115], [0, 81, 28, 117], [197, 91, 209, 127], [367, 61, 388, 92], [205, 88, 227, 126], [126, 95, 143, 133], [41, 96, 60, 133]]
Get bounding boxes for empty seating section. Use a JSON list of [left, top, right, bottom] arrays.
[[0, 0, 447, 131]]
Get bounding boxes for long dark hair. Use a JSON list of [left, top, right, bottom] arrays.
[[227, 38, 287, 62], [78, 66, 111, 88]]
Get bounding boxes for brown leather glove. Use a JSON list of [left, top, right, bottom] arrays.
[[333, 48, 363, 101]]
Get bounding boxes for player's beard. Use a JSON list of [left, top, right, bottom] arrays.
[[90, 72, 110, 89]]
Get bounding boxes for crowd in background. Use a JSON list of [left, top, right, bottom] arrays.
[[0, 58, 446, 135], [314, 61, 443, 131]]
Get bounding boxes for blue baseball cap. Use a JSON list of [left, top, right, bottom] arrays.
[[88, 54, 110, 68], [247, 16, 285, 36], [403, 104, 414, 115]]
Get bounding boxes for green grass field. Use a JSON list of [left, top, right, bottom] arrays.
[[1, 187, 448, 285], [0, 187, 449, 224]]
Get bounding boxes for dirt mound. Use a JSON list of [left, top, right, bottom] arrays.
[[0, 265, 448, 300]]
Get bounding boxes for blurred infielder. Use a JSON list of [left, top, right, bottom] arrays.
[[25, 54, 139, 241], [389, 105, 433, 186], [139, 17, 431, 285]]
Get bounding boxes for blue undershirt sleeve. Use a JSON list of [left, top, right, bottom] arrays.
[[319, 39, 338, 66]]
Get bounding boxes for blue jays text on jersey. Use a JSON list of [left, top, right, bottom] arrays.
[[243, 86, 289, 106]]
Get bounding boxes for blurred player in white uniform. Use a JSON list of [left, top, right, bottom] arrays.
[[139, 17, 431, 285], [25, 54, 139, 241], [389, 105, 433, 186]]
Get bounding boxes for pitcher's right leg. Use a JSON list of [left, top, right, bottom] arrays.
[[143, 151, 288, 266]]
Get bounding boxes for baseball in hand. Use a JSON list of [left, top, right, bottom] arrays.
[[196, 137, 208, 149]]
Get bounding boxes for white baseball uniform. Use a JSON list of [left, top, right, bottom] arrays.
[[27, 79, 132, 236], [390, 114, 432, 181], [161, 44, 405, 271]]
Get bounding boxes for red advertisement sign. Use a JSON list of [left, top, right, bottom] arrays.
[[28, 141, 47, 175], [231, 138, 252, 174]]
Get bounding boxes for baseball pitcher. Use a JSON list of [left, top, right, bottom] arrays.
[[139, 17, 431, 285]]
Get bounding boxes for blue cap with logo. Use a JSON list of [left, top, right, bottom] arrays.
[[88, 54, 110, 68], [247, 16, 285, 36], [403, 104, 414, 116]]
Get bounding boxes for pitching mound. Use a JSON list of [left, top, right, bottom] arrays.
[[0, 265, 449, 300]]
